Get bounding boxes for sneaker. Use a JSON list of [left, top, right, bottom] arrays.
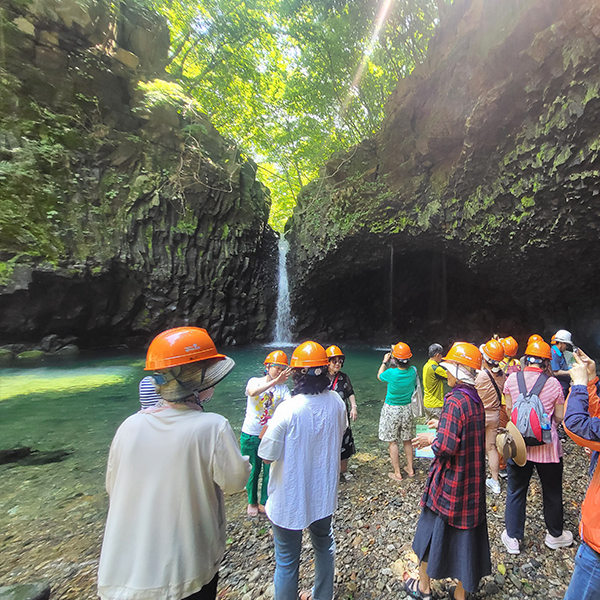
[[486, 478, 501, 494], [545, 530, 573, 549], [499, 469, 508, 479], [501, 529, 520, 554]]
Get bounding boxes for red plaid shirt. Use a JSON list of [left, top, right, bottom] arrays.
[[421, 387, 486, 529]]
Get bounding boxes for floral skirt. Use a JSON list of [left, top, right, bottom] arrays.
[[378, 403, 413, 442]]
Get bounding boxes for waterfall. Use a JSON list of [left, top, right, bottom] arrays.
[[272, 236, 294, 345]]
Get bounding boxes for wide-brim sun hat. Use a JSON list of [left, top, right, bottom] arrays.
[[157, 357, 235, 401], [496, 421, 527, 467], [440, 361, 477, 385]]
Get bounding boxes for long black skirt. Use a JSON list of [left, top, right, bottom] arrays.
[[412, 507, 491, 593], [341, 426, 356, 460]]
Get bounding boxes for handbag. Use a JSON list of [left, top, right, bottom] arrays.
[[411, 366, 424, 418]]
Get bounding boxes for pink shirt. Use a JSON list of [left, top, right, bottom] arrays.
[[503, 367, 565, 463]]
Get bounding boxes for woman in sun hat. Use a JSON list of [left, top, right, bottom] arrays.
[[258, 341, 347, 600], [408, 342, 491, 600], [98, 327, 251, 600], [242, 350, 292, 517]]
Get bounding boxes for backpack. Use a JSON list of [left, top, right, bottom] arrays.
[[511, 371, 552, 446]]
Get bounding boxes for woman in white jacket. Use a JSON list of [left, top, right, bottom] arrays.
[[259, 341, 347, 600], [98, 327, 251, 600]]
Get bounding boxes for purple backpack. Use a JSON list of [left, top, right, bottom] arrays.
[[511, 371, 551, 446]]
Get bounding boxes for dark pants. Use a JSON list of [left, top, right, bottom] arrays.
[[183, 573, 218, 600], [505, 458, 564, 539]]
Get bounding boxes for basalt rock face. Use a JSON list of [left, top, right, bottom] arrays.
[[0, 0, 276, 348], [287, 0, 600, 350]]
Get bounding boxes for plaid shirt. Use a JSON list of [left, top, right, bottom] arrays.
[[421, 387, 486, 529]]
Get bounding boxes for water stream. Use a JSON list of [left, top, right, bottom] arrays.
[[0, 347, 428, 597], [272, 236, 293, 345]]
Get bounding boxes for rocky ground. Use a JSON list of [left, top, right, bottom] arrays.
[[0, 440, 587, 599]]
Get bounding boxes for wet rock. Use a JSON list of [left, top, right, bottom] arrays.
[[40, 335, 60, 353], [0, 447, 32, 465], [19, 450, 72, 466], [16, 351, 45, 363], [54, 344, 79, 357], [0, 348, 14, 363], [0, 582, 50, 600]]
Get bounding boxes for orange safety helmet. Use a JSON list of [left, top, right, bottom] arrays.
[[525, 339, 552, 360], [145, 327, 226, 371], [550, 334, 556, 345], [481, 339, 504, 363], [527, 334, 544, 345], [392, 342, 412, 360], [290, 341, 329, 368], [264, 350, 288, 367], [443, 342, 482, 370], [326, 345, 345, 359], [501, 336, 518, 358]]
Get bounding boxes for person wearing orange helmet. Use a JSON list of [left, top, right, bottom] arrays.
[[475, 340, 507, 495], [501, 339, 571, 555], [258, 341, 347, 600], [242, 350, 292, 517], [499, 336, 520, 376], [98, 327, 251, 600], [408, 342, 490, 600], [326, 345, 357, 479], [377, 342, 418, 482], [498, 336, 522, 478]]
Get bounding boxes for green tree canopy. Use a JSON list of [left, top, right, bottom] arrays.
[[146, 0, 441, 231]]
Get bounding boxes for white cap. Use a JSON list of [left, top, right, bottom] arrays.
[[554, 329, 573, 344]]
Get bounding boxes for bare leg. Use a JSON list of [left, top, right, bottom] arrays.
[[403, 440, 415, 476], [454, 581, 466, 600], [341, 458, 348, 473], [487, 445, 500, 481], [388, 441, 402, 480], [486, 421, 500, 481], [419, 561, 431, 594]]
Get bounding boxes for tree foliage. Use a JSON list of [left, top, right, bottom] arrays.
[[145, 0, 441, 231]]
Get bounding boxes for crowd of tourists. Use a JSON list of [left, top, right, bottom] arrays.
[[95, 326, 600, 600]]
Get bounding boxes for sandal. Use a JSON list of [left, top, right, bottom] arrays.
[[404, 576, 432, 600], [299, 590, 313, 600]]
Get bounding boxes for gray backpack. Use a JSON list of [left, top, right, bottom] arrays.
[[511, 371, 551, 446]]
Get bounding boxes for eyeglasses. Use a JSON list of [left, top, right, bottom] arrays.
[[330, 358, 344, 364]]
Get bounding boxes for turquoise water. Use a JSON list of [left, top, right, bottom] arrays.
[[0, 346, 428, 525]]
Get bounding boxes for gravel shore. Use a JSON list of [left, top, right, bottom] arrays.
[[0, 440, 587, 599]]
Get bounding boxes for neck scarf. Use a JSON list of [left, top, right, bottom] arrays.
[[453, 382, 482, 404]]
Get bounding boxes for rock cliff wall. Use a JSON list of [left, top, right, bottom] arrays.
[[0, 0, 277, 349], [287, 0, 600, 349]]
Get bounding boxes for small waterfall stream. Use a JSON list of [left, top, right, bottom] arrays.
[[272, 236, 294, 345]]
